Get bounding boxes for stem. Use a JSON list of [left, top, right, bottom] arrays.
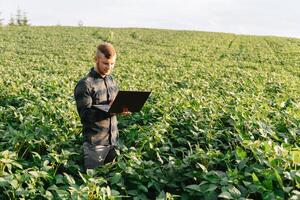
[[21, 146, 30, 158]]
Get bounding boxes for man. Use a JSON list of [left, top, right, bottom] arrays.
[[74, 42, 120, 169]]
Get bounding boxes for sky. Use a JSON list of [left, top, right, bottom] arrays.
[[0, 0, 299, 38]]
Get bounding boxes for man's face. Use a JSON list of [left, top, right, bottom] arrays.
[[96, 54, 116, 76]]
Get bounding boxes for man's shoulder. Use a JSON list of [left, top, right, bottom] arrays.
[[76, 69, 95, 85], [75, 70, 95, 91], [107, 75, 117, 83], [74, 76, 95, 99], [76, 76, 91, 88], [108, 74, 115, 79]]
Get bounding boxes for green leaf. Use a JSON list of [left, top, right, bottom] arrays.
[[111, 189, 120, 196], [10, 179, 18, 189], [64, 173, 75, 185], [56, 190, 70, 199], [0, 177, 10, 187], [291, 150, 300, 164], [78, 171, 87, 183], [117, 161, 126, 169], [110, 172, 122, 185], [138, 184, 148, 193], [218, 191, 233, 199], [205, 191, 218, 200], [227, 185, 241, 198], [204, 171, 220, 184], [45, 191, 54, 199], [128, 190, 138, 196], [29, 170, 40, 178], [197, 163, 208, 173], [86, 169, 97, 177], [185, 184, 201, 192], [206, 184, 218, 192], [252, 173, 260, 185], [273, 169, 284, 189], [263, 192, 275, 200], [55, 174, 65, 184], [262, 173, 273, 190], [156, 191, 166, 200], [236, 147, 247, 160]]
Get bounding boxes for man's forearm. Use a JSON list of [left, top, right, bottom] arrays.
[[80, 107, 110, 122]]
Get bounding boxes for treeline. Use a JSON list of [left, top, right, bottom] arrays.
[[0, 9, 30, 26]]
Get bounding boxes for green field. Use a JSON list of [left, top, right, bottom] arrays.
[[0, 26, 299, 199]]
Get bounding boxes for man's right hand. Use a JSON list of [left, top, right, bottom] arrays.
[[121, 107, 131, 116], [110, 107, 131, 116]]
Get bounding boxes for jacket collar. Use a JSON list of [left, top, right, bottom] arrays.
[[89, 67, 107, 79]]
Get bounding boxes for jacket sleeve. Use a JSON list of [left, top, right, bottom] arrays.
[[74, 80, 109, 123]]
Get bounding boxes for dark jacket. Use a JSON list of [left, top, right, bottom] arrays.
[[74, 67, 119, 145]]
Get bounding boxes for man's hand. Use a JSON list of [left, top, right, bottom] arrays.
[[121, 107, 131, 116], [110, 107, 131, 116]]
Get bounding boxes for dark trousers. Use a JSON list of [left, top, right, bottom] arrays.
[[83, 142, 117, 169], [104, 146, 117, 164]]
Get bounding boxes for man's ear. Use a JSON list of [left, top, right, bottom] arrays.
[[94, 56, 97, 62]]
